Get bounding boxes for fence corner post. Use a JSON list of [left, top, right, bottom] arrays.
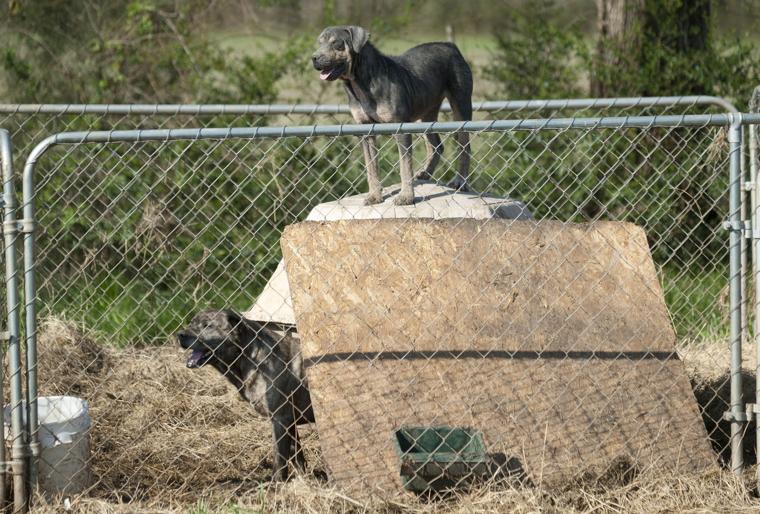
[[1, 129, 28, 512], [749, 86, 760, 489], [727, 117, 746, 475]]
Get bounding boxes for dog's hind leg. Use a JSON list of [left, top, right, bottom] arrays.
[[290, 421, 307, 472], [416, 133, 442, 181], [393, 133, 415, 205], [362, 135, 383, 205], [416, 110, 443, 181], [271, 415, 292, 481], [446, 86, 472, 191], [269, 390, 297, 481], [448, 131, 471, 191]]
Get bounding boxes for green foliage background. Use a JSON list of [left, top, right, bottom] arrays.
[[0, 0, 755, 344]]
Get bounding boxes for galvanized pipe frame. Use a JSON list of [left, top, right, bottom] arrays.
[[749, 87, 760, 490], [728, 119, 745, 473], [17, 113, 755, 143], [0, 95, 740, 117], [0, 130, 27, 513], [6, 109, 753, 509]]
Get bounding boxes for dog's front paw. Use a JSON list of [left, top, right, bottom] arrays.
[[392, 192, 414, 205], [363, 192, 383, 205], [447, 177, 469, 191]]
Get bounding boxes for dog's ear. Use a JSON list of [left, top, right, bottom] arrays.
[[347, 26, 369, 54], [225, 310, 242, 328]]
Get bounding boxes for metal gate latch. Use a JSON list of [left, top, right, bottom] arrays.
[[722, 220, 757, 239], [723, 410, 750, 423]]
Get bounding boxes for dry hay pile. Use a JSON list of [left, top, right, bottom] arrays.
[[28, 467, 760, 513], [19, 318, 760, 513], [34, 317, 109, 397]]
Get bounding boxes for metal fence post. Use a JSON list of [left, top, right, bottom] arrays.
[[727, 118, 745, 474], [1, 129, 28, 513], [20, 144, 39, 499], [0, 130, 8, 513], [749, 86, 760, 488], [741, 124, 748, 403]]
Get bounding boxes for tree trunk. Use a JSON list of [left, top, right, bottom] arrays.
[[591, 0, 712, 97], [596, 0, 643, 42], [647, 0, 711, 54], [591, 0, 644, 97]]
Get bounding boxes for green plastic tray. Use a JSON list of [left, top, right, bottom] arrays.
[[394, 426, 491, 492]]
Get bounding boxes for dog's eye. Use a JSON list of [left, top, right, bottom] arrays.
[[333, 40, 345, 51]]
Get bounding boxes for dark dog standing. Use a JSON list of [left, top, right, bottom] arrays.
[[312, 25, 473, 205], [177, 310, 314, 481]]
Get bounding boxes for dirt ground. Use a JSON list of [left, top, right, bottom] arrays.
[[16, 318, 760, 513]]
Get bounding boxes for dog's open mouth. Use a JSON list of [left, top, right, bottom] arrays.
[[319, 63, 346, 81], [186, 349, 212, 368]]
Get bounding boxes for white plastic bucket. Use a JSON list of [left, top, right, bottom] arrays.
[[4, 396, 92, 496]]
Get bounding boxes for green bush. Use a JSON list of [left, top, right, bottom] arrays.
[[480, 0, 752, 276], [482, 0, 586, 100], [1, 0, 309, 104], [2, 0, 743, 344]]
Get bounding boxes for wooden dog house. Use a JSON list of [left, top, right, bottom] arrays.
[[281, 218, 715, 498]]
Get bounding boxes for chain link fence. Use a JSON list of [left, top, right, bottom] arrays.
[[0, 95, 739, 164], [0, 100, 756, 511]]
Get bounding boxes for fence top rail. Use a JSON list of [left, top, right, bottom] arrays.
[[25, 112, 751, 145], [20, 112, 753, 175], [0, 95, 739, 115]]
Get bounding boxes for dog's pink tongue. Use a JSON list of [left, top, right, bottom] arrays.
[[319, 70, 331, 80], [186, 350, 205, 367]]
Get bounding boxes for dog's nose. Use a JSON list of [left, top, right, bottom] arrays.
[[311, 54, 319, 66], [176, 332, 191, 346]]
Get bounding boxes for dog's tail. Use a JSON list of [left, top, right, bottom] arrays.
[[445, 46, 473, 121]]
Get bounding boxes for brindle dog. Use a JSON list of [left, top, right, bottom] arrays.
[[312, 25, 473, 205], [177, 310, 314, 481]]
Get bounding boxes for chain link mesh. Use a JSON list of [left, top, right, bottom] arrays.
[[0, 102, 748, 509]]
